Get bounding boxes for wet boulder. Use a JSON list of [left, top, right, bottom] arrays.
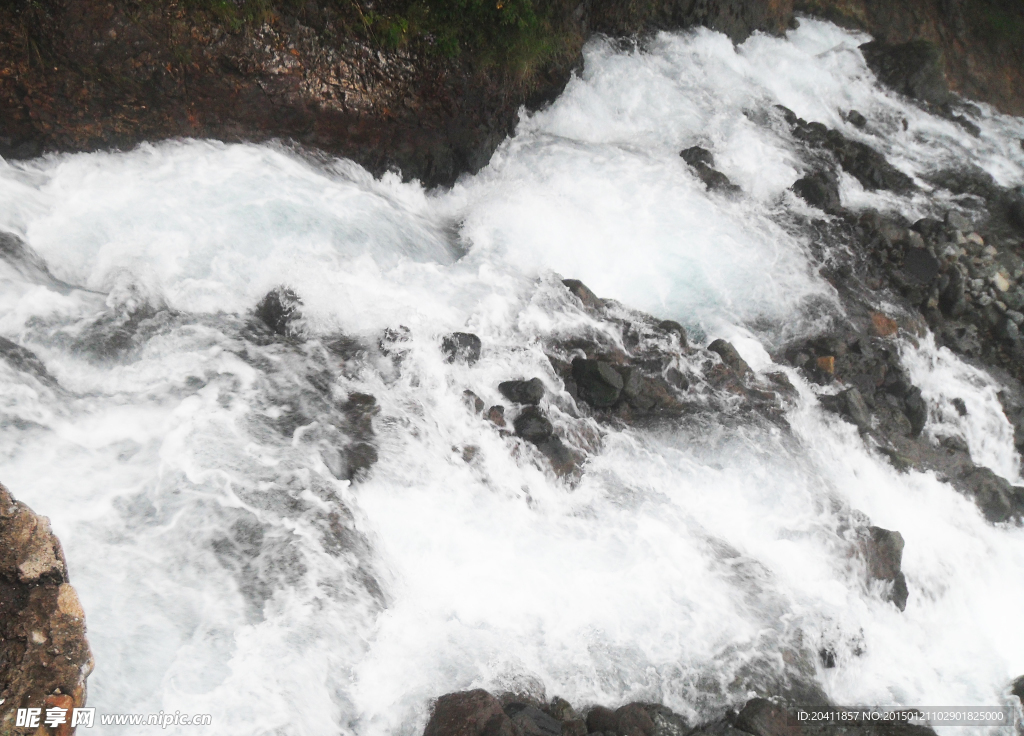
[[563, 279, 605, 310], [680, 146, 740, 193], [734, 699, 802, 736], [442, 333, 483, 365], [656, 320, 688, 347], [504, 703, 561, 736], [536, 436, 584, 478], [498, 378, 546, 405], [585, 703, 662, 736], [255, 287, 302, 336], [513, 406, 554, 445], [958, 466, 1024, 523], [0, 336, 56, 385], [708, 339, 751, 375], [792, 170, 842, 214], [821, 387, 872, 431], [572, 358, 624, 407], [1013, 675, 1024, 702], [424, 690, 510, 736], [862, 526, 909, 611], [824, 132, 916, 194], [860, 39, 951, 106]]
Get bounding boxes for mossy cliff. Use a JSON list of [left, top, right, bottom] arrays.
[[0, 0, 1020, 185]]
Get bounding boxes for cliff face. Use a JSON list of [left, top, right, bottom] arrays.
[[0, 0, 792, 186], [796, 0, 1024, 116], [0, 482, 92, 736], [0, 0, 1020, 184]]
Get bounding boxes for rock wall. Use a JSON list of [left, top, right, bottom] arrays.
[[797, 0, 1024, 116], [5, 0, 1019, 186], [0, 482, 92, 736]]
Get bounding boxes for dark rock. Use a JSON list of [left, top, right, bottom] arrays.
[[734, 698, 802, 736], [1010, 198, 1024, 231], [846, 109, 867, 128], [424, 690, 510, 736], [680, 146, 715, 168], [572, 358, 624, 408], [939, 266, 966, 317], [861, 40, 951, 106], [945, 210, 971, 232], [951, 398, 967, 416], [0, 337, 56, 385], [513, 406, 554, 444], [679, 146, 740, 192], [904, 387, 928, 436], [0, 481, 93, 724], [1012, 675, 1024, 701], [656, 320, 688, 346], [505, 704, 561, 736], [613, 704, 655, 736], [792, 171, 842, 214], [819, 648, 837, 668], [345, 443, 378, 481], [537, 436, 584, 477], [958, 466, 1024, 523], [903, 248, 940, 286], [499, 378, 546, 405], [563, 280, 605, 310], [488, 405, 507, 428], [586, 706, 619, 734], [547, 698, 579, 723], [708, 339, 751, 375], [694, 164, 741, 193], [379, 326, 412, 358], [443, 333, 483, 365], [255, 287, 302, 336], [825, 387, 872, 430], [825, 133, 916, 193], [464, 390, 486, 414], [863, 526, 909, 611]]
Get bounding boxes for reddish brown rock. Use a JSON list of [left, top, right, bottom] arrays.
[[0, 482, 92, 735]]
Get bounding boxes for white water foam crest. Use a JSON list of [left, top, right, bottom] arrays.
[[0, 17, 1022, 736]]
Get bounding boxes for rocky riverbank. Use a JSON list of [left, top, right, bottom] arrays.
[[419, 689, 939, 736], [0, 0, 1022, 185], [0, 482, 92, 736]]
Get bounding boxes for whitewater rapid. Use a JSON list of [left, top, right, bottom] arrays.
[[1, 17, 1024, 736]]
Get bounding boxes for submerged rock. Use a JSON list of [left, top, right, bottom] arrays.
[[513, 406, 554, 445], [862, 526, 909, 611], [792, 171, 842, 214], [0, 482, 93, 733], [680, 146, 741, 193], [442, 333, 483, 365], [255, 287, 303, 336]]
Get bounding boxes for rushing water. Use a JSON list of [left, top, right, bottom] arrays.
[[1, 18, 1024, 736]]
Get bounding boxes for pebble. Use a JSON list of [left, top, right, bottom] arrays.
[[968, 232, 985, 246], [1007, 310, 1024, 325], [994, 272, 1011, 292]]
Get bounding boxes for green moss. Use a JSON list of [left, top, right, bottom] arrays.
[[182, 0, 573, 82]]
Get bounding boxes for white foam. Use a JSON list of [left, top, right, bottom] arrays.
[[0, 17, 1022, 736]]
